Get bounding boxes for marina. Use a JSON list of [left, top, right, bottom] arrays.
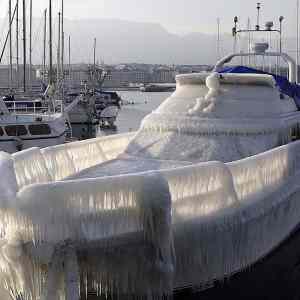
[[0, 1, 300, 300]]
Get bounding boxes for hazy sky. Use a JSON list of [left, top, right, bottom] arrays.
[[0, 0, 298, 36]]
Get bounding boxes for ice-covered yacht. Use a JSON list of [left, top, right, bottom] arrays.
[[1, 15, 300, 300]]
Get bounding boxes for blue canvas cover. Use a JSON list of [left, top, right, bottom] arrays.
[[219, 66, 300, 110]]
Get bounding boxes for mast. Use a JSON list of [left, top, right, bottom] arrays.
[[22, 0, 26, 92], [57, 12, 61, 85], [29, 0, 32, 89], [61, 0, 64, 84], [68, 35, 71, 81], [16, 0, 19, 88], [297, 0, 299, 83], [0, 4, 18, 64], [9, 0, 13, 89], [49, 0, 53, 85], [93, 37, 96, 87], [43, 9, 47, 83]]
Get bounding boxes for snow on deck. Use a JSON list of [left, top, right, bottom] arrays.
[[67, 156, 190, 179]]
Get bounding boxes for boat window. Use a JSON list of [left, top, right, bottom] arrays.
[[0, 127, 3, 136], [5, 125, 28, 136], [28, 124, 51, 135]]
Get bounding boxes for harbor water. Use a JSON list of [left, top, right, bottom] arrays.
[[97, 91, 172, 136]]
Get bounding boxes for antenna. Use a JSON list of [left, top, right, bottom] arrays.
[[217, 18, 220, 60], [256, 3, 261, 31], [233, 16, 238, 52], [231, 4, 284, 55], [279, 16, 284, 53]]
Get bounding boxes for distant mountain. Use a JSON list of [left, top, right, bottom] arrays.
[[62, 18, 221, 65], [0, 18, 297, 65]]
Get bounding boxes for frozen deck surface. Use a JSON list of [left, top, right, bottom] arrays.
[[67, 156, 191, 179]]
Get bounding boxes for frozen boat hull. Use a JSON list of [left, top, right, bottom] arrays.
[[1, 131, 300, 299], [174, 225, 300, 299]]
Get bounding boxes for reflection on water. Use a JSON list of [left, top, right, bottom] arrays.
[[97, 91, 172, 136]]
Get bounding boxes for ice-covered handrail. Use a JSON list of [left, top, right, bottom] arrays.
[[41, 132, 135, 181], [228, 140, 300, 200], [213, 52, 297, 83], [13, 147, 52, 191], [0, 132, 135, 193], [159, 161, 239, 216]]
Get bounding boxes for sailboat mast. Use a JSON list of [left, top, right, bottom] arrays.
[[93, 38, 96, 68], [29, 0, 32, 89], [61, 0, 64, 99], [49, 0, 53, 85], [22, 0, 26, 92], [68, 35, 71, 81], [16, 0, 19, 88], [93, 37, 96, 87], [297, 0, 299, 83], [9, 0, 13, 89], [61, 0, 64, 83], [57, 12, 61, 85], [43, 9, 47, 83]]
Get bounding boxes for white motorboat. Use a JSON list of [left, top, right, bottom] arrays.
[[1, 7, 300, 300], [0, 97, 66, 153]]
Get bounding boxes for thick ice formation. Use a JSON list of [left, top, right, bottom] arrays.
[[126, 72, 300, 162], [0, 130, 300, 299], [1, 70, 300, 299]]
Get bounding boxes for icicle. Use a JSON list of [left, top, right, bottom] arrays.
[[0, 152, 18, 209], [41, 132, 135, 181], [13, 148, 52, 191], [64, 247, 80, 300]]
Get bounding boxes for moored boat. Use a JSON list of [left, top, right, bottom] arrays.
[[1, 5, 300, 300]]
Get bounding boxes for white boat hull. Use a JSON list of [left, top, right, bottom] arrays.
[[0, 134, 65, 153]]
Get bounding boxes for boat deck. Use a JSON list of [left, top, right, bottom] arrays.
[[67, 155, 191, 180]]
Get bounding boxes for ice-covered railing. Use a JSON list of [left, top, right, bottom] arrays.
[[158, 141, 300, 289], [228, 140, 300, 200], [42, 132, 135, 181], [13, 148, 52, 190], [11, 132, 135, 189], [159, 161, 239, 214], [2, 138, 300, 298]]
